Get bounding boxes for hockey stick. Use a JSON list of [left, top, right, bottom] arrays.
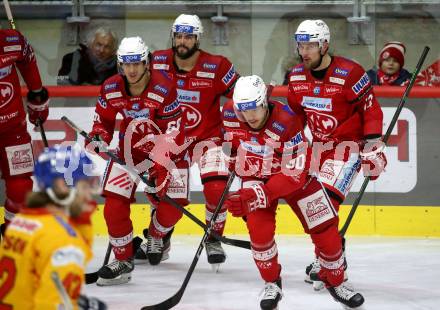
[[3, 0, 16, 30], [51, 271, 74, 310], [36, 119, 49, 148], [339, 46, 430, 237], [141, 171, 236, 310], [61, 117, 250, 247]]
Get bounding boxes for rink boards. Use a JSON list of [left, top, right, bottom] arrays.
[[1, 203, 439, 237], [73, 204, 440, 237]]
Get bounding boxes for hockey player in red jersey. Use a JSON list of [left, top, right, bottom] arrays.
[[0, 29, 49, 235], [223, 75, 365, 309], [135, 14, 239, 267], [87, 36, 187, 285], [287, 20, 387, 291]]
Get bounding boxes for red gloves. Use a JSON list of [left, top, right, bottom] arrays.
[[85, 129, 112, 154], [224, 183, 271, 217], [360, 139, 387, 181], [26, 87, 49, 126], [145, 163, 171, 204]]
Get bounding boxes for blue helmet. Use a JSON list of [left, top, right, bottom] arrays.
[[34, 144, 99, 205]]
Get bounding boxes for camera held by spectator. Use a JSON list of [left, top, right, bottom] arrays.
[[367, 41, 411, 86], [57, 27, 118, 85]]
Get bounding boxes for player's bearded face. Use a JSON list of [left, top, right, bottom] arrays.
[[298, 42, 322, 69], [242, 106, 268, 130], [173, 33, 199, 59]]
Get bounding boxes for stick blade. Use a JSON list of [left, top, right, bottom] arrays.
[[140, 289, 184, 310], [85, 272, 99, 284]]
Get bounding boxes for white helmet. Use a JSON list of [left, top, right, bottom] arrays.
[[171, 14, 203, 38], [294, 19, 330, 48], [233, 75, 268, 115], [117, 36, 149, 64]]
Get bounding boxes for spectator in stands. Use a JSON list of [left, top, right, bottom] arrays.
[[367, 41, 411, 86], [415, 58, 440, 86], [57, 27, 118, 85]]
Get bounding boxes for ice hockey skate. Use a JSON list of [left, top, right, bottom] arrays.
[[135, 228, 172, 265], [96, 258, 134, 286], [205, 238, 226, 272], [260, 278, 283, 310], [327, 282, 365, 309]]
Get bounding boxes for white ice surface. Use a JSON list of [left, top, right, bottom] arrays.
[[84, 236, 440, 310]]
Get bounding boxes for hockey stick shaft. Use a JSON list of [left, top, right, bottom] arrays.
[[61, 116, 250, 249], [3, 0, 16, 30], [162, 196, 250, 249], [339, 46, 430, 237], [141, 171, 236, 310], [51, 271, 74, 310], [36, 119, 49, 148]]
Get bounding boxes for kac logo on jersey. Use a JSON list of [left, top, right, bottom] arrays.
[[177, 79, 185, 87], [203, 63, 217, 70], [313, 86, 321, 95], [334, 67, 349, 77], [301, 96, 332, 112], [153, 55, 167, 62], [164, 100, 180, 113], [0, 82, 14, 109], [154, 84, 168, 95], [272, 122, 285, 133], [222, 65, 236, 85], [352, 73, 370, 95], [223, 109, 236, 119], [132, 103, 140, 110]]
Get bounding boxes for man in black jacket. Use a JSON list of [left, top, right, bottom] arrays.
[[57, 27, 118, 85]]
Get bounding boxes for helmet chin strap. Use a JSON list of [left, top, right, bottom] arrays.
[[46, 188, 76, 211], [311, 47, 326, 70]]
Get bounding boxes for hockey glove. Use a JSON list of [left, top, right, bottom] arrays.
[[85, 130, 111, 154], [145, 163, 171, 204], [360, 139, 387, 181], [26, 87, 49, 125], [224, 183, 271, 217], [78, 294, 107, 310]]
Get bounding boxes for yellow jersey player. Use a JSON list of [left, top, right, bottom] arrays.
[[0, 145, 106, 310]]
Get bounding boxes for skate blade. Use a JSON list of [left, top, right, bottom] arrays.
[[96, 273, 131, 286]]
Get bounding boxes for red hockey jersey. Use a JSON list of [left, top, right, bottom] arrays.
[[90, 71, 184, 164], [151, 49, 238, 144], [287, 56, 383, 143], [0, 29, 43, 133], [222, 100, 308, 181]]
